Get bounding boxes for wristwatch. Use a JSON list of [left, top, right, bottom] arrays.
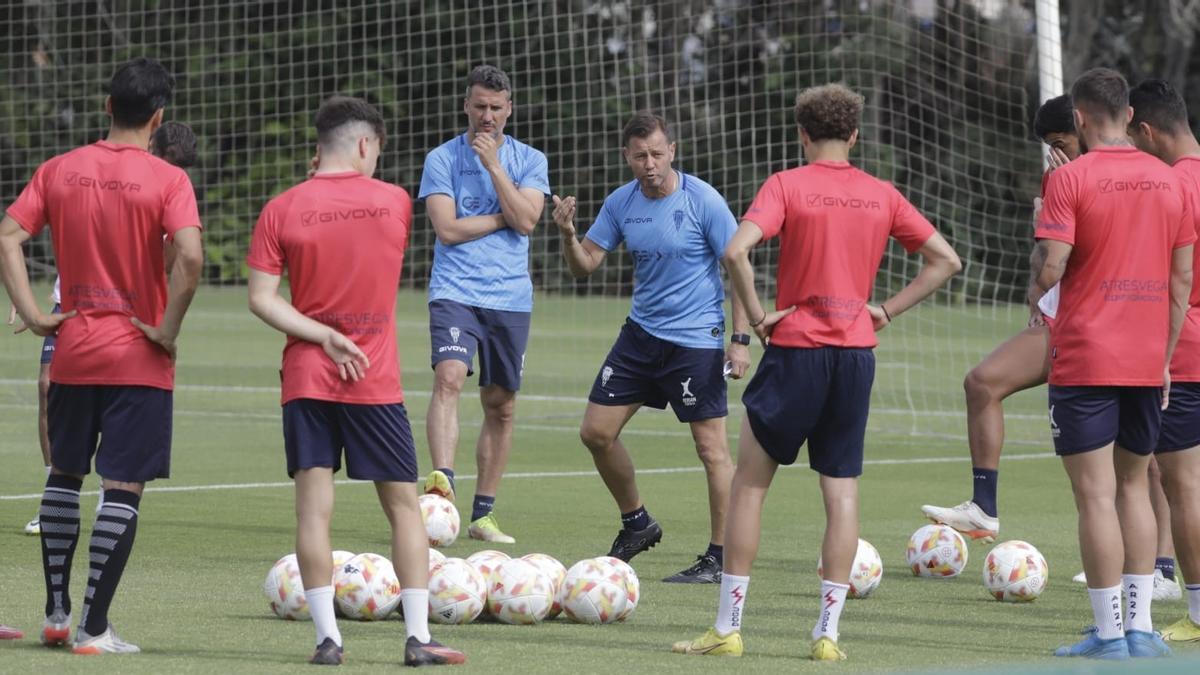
[[730, 333, 751, 346]]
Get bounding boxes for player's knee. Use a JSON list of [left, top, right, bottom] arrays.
[[482, 395, 515, 425], [694, 440, 731, 469], [963, 367, 995, 404], [432, 367, 466, 397], [579, 422, 614, 453]]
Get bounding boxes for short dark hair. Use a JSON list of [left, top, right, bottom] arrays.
[[108, 57, 175, 129], [315, 95, 386, 147], [150, 121, 197, 168], [1070, 67, 1129, 120], [466, 65, 512, 99], [794, 83, 864, 142], [1033, 94, 1075, 140], [622, 112, 671, 147], [1130, 78, 1189, 136]]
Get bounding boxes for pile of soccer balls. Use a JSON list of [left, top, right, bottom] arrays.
[[804, 525, 1048, 603], [262, 548, 640, 625]]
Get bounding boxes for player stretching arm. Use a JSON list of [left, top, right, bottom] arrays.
[[247, 96, 464, 667], [1127, 78, 1200, 642], [673, 84, 960, 662], [1035, 68, 1192, 660], [552, 112, 750, 583]]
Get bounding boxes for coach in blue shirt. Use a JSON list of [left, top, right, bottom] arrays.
[[418, 64, 549, 544], [553, 112, 751, 583]]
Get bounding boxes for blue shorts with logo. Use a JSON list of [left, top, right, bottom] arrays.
[[588, 319, 727, 423], [282, 399, 418, 482], [1048, 385, 1162, 456], [1157, 382, 1200, 453], [40, 303, 60, 365], [742, 346, 875, 478], [429, 299, 530, 391], [47, 384, 173, 482]]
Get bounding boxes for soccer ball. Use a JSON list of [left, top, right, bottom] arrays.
[[331, 550, 356, 617], [264, 553, 308, 620], [817, 538, 884, 598], [596, 556, 640, 621], [429, 547, 447, 572], [487, 558, 555, 625], [428, 557, 487, 624], [334, 553, 402, 620], [983, 540, 1049, 602], [419, 494, 460, 547], [907, 524, 969, 578], [466, 550, 511, 617], [562, 558, 629, 624], [521, 553, 567, 618]]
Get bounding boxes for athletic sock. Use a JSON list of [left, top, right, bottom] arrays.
[[44, 465, 51, 476], [305, 586, 342, 647], [400, 588, 432, 643], [40, 474, 83, 617], [470, 495, 495, 522], [620, 505, 650, 532], [1123, 574, 1154, 634], [714, 573, 748, 635], [1155, 557, 1176, 581], [1186, 584, 1200, 624], [705, 542, 724, 565], [1088, 585, 1124, 640], [436, 467, 456, 494], [79, 489, 140, 636], [812, 580, 850, 642], [971, 468, 999, 518]]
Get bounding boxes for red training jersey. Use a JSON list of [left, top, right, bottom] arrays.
[[1035, 146, 1195, 386], [742, 161, 937, 348], [247, 172, 411, 405], [5, 140, 201, 390], [1170, 156, 1200, 382]]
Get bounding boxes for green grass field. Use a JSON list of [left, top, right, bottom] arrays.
[[1, 287, 1197, 673]]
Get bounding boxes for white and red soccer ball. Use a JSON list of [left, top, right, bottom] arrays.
[[419, 494, 460, 547], [487, 558, 555, 625], [907, 524, 969, 578], [428, 557, 487, 624], [817, 538, 884, 598], [263, 553, 309, 620], [333, 552, 402, 620], [983, 540, 1049, 602], [562, 557, 635, 624]]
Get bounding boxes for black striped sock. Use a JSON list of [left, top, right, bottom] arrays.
[[40, 474, 83, 618], [79, 489, 140, 636]]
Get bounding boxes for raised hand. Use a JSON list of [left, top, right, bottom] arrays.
[[552, 195, 578, 238], [471, 133, 501, 171]]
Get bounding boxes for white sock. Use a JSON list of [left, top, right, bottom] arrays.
[[305, 586, 342, 647], [812, 580, 850, 642], [1123, 573, 1154, 633], [1186, 584, 1200, 624], [44, 465, 51, 476], [1088, 585, 1124, 640], [400, 588, 431, 643], [95, 486, 105, 514], [714, 573, 749, 635]]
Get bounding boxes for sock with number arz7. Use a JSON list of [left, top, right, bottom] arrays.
[[1088, 585, 1124, 640], [1124, 573, 1154, 634]]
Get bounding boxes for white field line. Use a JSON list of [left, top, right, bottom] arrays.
[[0, 378, 1049, 420], [0, 452, 1055, 501]]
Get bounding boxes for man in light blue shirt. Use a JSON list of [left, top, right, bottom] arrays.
[[553, 112, 750, 583], [418, 65, 549, 544]]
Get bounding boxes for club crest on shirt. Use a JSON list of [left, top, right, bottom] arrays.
[[673, 210, 685, 231]]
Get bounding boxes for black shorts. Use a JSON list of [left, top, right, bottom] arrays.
[[428, 299, 530, 391], [1048, 385, 1162, 456], [1158, 382, 1200, 453], [47, 384, 173, 482], [588, 320, 727, 423], [282, 399, 418, 482], [742, 346, 875, 478]]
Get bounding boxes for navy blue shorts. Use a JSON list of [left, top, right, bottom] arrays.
[[429, 299, 530, 391], [588, 320, 727, 423], [742, 346, 875, 478], [1158, 382, 1200, 453], [47, 384, 173, 482], [282, 399, 418, 482], [39, 303, 60, 365], [1048, 385, 1162, 456]]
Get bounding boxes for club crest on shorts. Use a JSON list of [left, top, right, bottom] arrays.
[[673, 209, 685, 231], [449, 326, 461, 344], [1048, 404, 1060, 438], [601, 365, 613, 388], [680, 377, 697, 407]]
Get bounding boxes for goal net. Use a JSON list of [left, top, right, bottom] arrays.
[[0, 0, 1054, 447]]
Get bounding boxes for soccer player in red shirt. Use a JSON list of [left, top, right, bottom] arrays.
[[247, 96, 464, 667], [1035, 68, 1193, 659], [673, 84, 961, 661], [0, 57, 204, 654], [1127, 77, 1200, 643]]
